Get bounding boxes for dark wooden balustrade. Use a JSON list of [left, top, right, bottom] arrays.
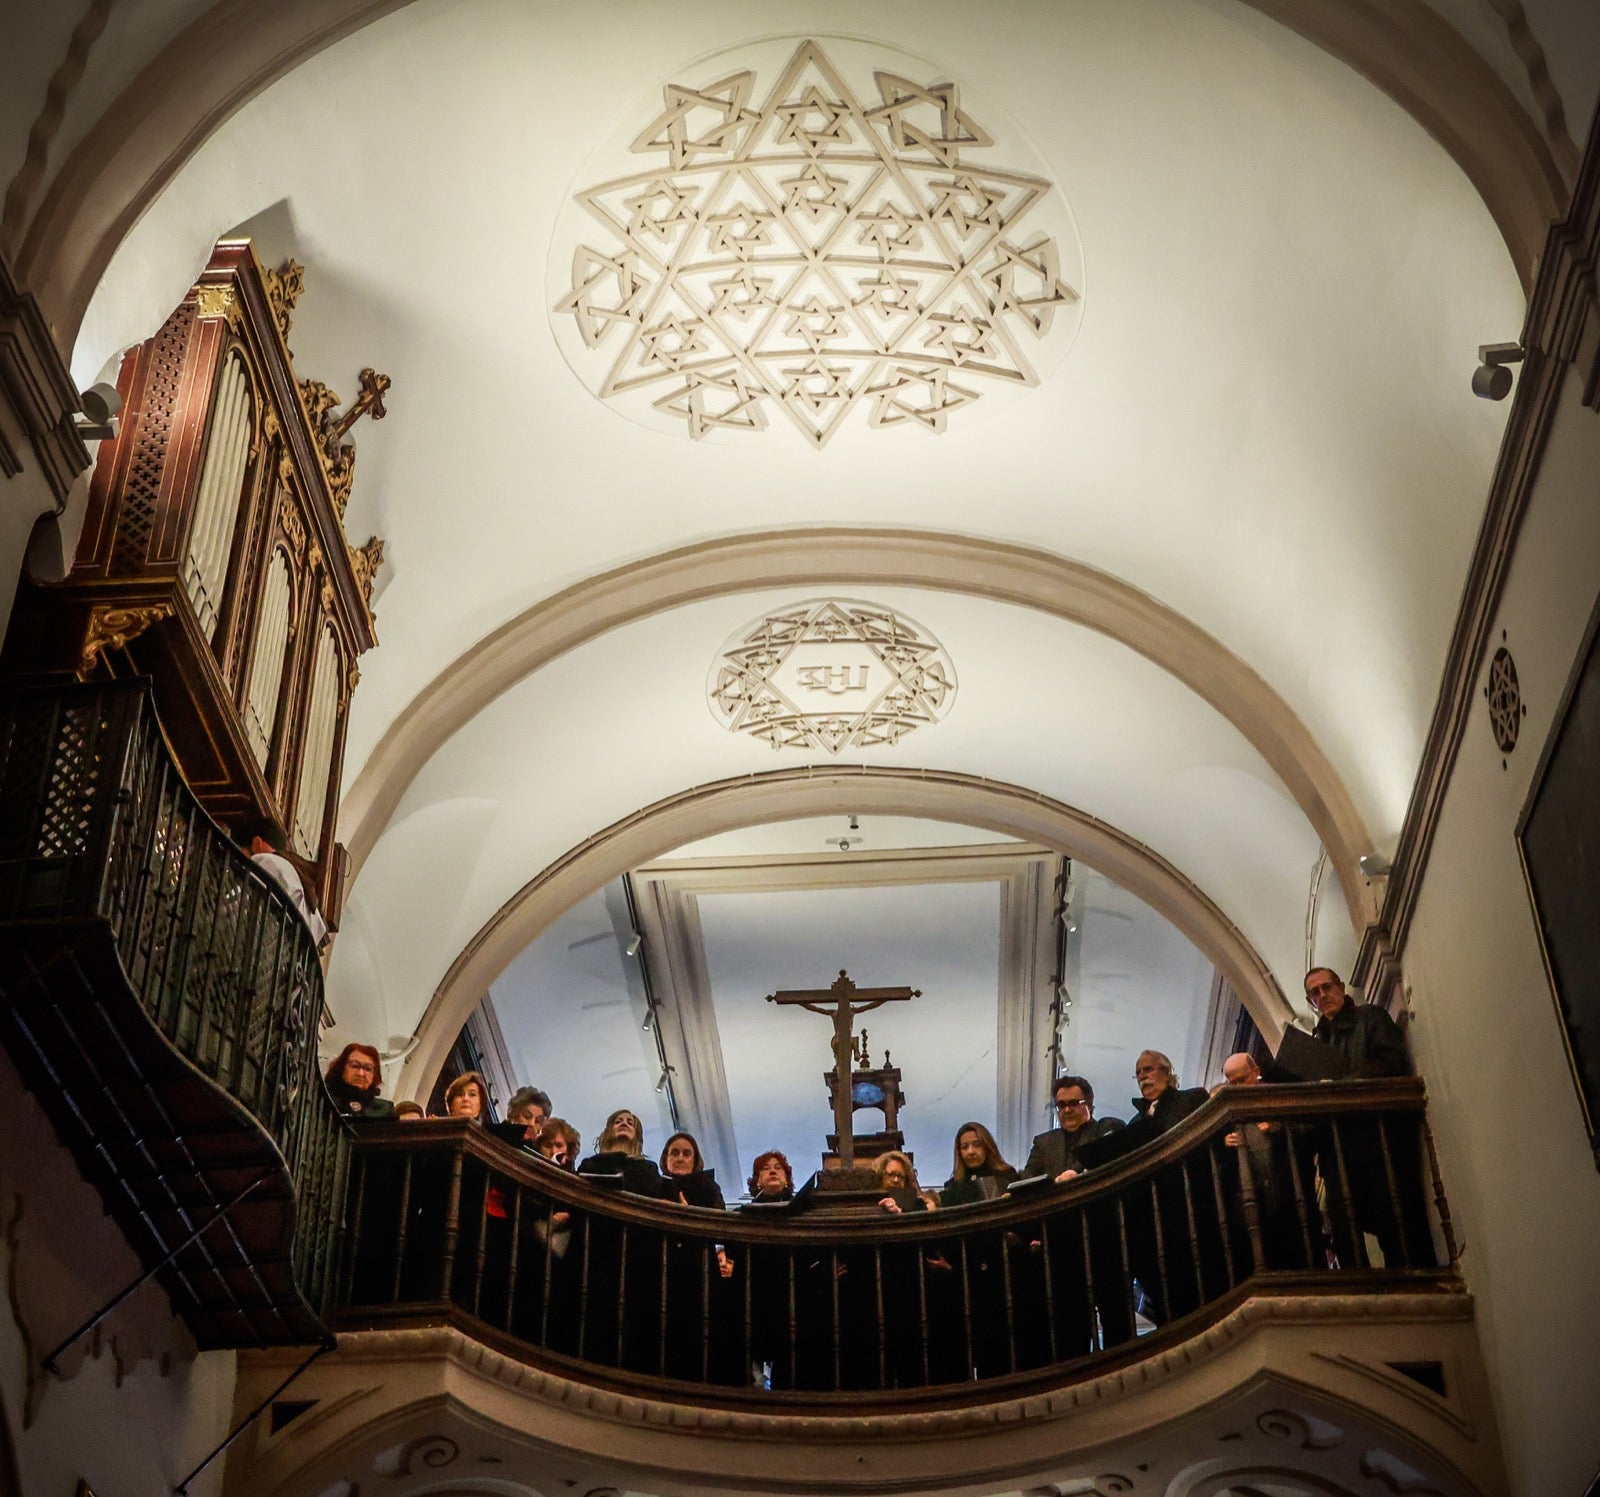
[[0, 679, 348, 1347], [337, 1078, 1459, 1410]]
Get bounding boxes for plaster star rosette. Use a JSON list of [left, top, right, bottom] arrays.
[[551, 37, 1084, 447], [708, 598, 957, 752]]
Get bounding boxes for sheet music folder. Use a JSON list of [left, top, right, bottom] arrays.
[[1265, 1025, 1351, 1084], [1071, 1114, 1165, 1171]]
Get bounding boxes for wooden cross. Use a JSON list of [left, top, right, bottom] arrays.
[[329, 367, 392, 442], [766, 969, 918, 1171]]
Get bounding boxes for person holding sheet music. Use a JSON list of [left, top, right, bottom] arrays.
[[1291, 968, 1433, 1270], [1305, 969, 1410, 1077], [1019, 1075, 1124, 1183]]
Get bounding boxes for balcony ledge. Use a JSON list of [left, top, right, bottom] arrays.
[[230, 1286, 1506, 1497]]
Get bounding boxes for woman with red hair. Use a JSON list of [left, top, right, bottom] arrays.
[[323, 1043, 393, 1119]]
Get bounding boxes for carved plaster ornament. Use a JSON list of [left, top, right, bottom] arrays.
[[709, 597, 956, 752], [79, 601, 175, 674], [554, 37, 1082, 447]]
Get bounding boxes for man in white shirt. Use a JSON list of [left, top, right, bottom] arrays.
[[247, 831, 329, 948]]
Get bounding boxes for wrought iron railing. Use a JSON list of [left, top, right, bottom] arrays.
[[0, 678, 348, 1331], [337, 1078, 1457, 1407]]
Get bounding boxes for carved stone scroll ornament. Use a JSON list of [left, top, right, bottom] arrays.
[[79, 602, 176, 674]]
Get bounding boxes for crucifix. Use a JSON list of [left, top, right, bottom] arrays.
[[766, 969, 919, 1171], [328, 366, 392, 442]]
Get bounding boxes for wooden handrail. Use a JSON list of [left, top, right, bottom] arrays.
[[347, 1077, 1429, 1246]]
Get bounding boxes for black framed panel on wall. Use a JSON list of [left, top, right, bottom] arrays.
[[1518, 588, 1600, 1171]]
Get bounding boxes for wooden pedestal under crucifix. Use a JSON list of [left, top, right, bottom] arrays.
[[822, 1033, 907, 1173], [766, 969, 919, 1176]]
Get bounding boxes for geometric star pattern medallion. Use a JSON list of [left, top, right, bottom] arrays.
[[709, 599, 957, 752], [555, 39, 1081, 448]]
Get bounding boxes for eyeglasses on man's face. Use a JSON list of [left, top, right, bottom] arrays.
[[1055, 1096, 1088, 1110]]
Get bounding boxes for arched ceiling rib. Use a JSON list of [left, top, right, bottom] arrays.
[[70, 0, 1524, 893], [330, 588, 1330, 1079], [397, 771, 1297, 1101], [50, 0, 1528, 1089], [336, 529, 1377, 933], [7, 0, 1564, 347]]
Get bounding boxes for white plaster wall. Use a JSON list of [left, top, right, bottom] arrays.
[[1402, 373, 1600, 1494], [0, 1050, 237, 1497]]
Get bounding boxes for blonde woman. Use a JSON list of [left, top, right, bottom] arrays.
[[577, 1108, 667, 1197]]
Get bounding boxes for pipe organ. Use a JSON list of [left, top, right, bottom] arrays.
[[1, 240, 387, 930]]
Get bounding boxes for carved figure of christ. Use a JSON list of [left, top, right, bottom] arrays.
[[765, 970, 919, 1172]]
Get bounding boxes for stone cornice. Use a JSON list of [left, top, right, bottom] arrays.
[[0, 246, 89, 510], [247, 1289, 1472, 1442]]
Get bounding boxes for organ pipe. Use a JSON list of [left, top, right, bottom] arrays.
[[243, 549, 293, 768], [293, 624, 341, 857], [184, 351, 253, 641]]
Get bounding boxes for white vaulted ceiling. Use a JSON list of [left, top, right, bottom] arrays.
[[65, 0, 1525, 1091]]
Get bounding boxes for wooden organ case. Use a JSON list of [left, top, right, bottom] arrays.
[[2, 240, 387, 928]]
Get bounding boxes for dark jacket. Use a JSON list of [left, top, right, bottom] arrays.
[[577, 1151, 669, 1197], [663, 1168, 726, 1210], [1312, 1001, 1411, 1078], [940, 1164, 1020, 1206], [325, 1079, 394, 1120], [1021, 1115, 1124, 1179], [1129, 1085, 1210, 1133]]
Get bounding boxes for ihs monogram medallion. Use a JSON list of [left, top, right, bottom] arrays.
[[709, 599, 957, 752], [552, 38, 1084, 447]]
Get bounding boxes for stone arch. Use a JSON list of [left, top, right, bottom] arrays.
[[397, 764, 1298, 1101], [9, 0, 1563, 354], [343, 528, 1379, 937]]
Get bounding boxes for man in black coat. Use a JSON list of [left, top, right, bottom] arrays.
[[1305, 968, 1433, 1269], [1306, 968, 1410, 1077], [1020, 1075, 1124, 1181], [1123, 1050, 1216, 1326], [1015, 1076, 1126, 1359], [1130, 1050, 1210, 1128]]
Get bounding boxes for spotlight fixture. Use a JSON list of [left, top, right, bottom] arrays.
[[74, 381, 122, 440], [1471, 341, 1523, 401], [624, 932, 643, 957], [1358, 853, 1392, 879], [826, 836, 863, 852], [847, 814, 860, 831], [655, 1066, 676, 1093], [1055, 981, 1073, 1007], [641, 1005, 655, 1032]]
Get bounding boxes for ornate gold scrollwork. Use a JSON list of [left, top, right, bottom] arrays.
[[261, 406, 281, 442], [193, 284, 239, 326], [279, 498, 306, 556], [296, 370, 389, 521], [262, 258, 306, 339], [80, 602, 176, 674], [347, 535, 385, 616]]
